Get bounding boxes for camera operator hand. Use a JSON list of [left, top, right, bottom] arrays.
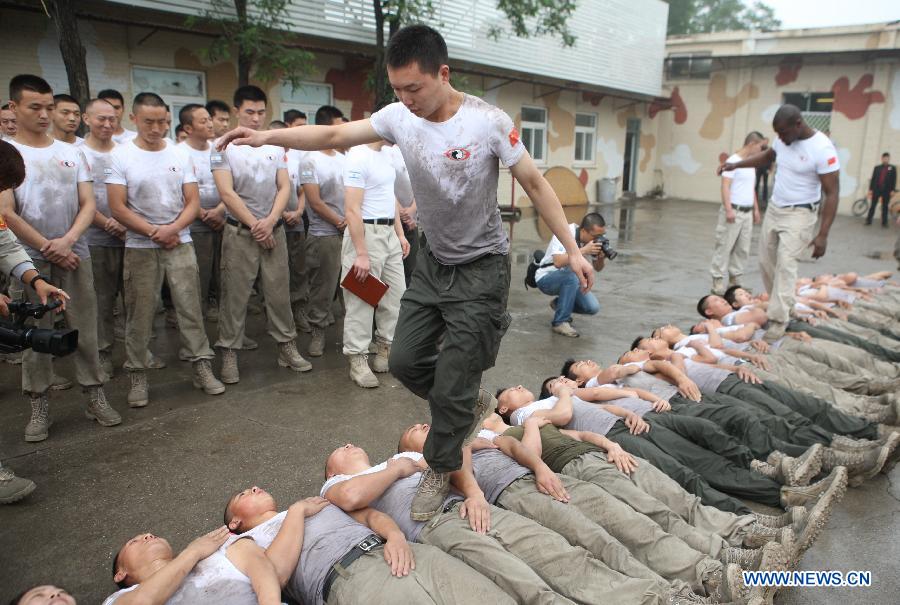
[[0, 293, 9, 317], [33, 280, 69, 312], [580, 240, 602, 257]]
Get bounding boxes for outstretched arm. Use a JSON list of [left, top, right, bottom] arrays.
[[324, 457, 420, 511], [218, 119, 381, 152], [225, 539, 282, 605]]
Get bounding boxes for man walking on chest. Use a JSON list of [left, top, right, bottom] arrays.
[[866, 152, 896, 227], [218, 25, 592, 519], [718, 105, 839, 342]]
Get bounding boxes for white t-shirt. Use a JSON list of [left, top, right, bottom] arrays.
[[343, 145, 397, 220], [509, 397, 558, 426], [385, 144, 415, 209], [536, 223, 587, 283], [321, 451, 423, 496], [175, 141, 220, 232], [284, 149, 307, 233], [80, 143, 123, 248], [210, 143, 288, 221], [112, 129, 137, 145], [107, 141, 197, 248], [771, 131, 840, 207], [369, 95, 525, 264], [9, 139, 92, 260], [721, 153, 755, 208], [101, 547, 257, 605], [299, 151, 346, 237]]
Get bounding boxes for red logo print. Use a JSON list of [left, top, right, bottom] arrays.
[[444, 147, 471, 161], [509, 128, 520, 147], [827, 156, 837, 166]]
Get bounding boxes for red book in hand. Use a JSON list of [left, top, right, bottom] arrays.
[[341, 272, 389, 307]]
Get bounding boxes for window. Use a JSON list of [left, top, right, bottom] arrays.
[[574, 113, 596, 164], [782, 92, 833, 132], [664, 54, 712, 80], [521, 106, 547, 164], [131, 66, 207, 138], [281, 81, 333, 121]]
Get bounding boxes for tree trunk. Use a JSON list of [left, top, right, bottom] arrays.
[[46, 0, 90, 111], [234, 0, 251, 86], [373, 0, 390, 109]]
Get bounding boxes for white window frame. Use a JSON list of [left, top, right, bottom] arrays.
[[280, 81, 334, 122], [130, 66, 207, 139], [521, 105, 548, 166], [574, 112, 597, 166]]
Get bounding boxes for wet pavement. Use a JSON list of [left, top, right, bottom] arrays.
[[1, 198, 898, 604]]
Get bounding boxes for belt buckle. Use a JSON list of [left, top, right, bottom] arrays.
[[358, 534, 381, 552]]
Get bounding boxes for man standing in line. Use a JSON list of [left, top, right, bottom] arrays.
[[107, 92, 225, 407], [283, 109, 307, 127], [206, 100, 232, 140], [866, 152, 896, 227], [718, 105, 839, 342], [98, 89, 137, 145], [81, 98, 125, 379], [709, 132, 766, 295], [299, 105, 346, 358], [212, 85, 311, 382], [50, 94, 83, 146], [217, 25, 591, 518], [1, 74, 121, 441], [0, 103, 17, 138]]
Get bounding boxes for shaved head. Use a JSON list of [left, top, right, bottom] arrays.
[[772, 104, 802, 128], [85, 98, 115, 114]]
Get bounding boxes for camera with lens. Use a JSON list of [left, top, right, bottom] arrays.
[[0, 300, 78, 356], [593, 235, 618, 261]]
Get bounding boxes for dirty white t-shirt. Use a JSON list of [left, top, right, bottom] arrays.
[[175, 141, 220, 232], [106, 141, 197, 248], [771, 131, 840, 207], [9, 139, 92, 259], [368, 95, 525, 264], [721, 153, 755, 208], [80, 143, 123, 248], [210, 142, 287, 221], [112, 129, 138, 145], [284, 148, 307, 233], [300, 151, 346, 237]]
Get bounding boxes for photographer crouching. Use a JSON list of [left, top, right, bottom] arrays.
[[1, 139, 69, 504], [533, 212, 612, 337]]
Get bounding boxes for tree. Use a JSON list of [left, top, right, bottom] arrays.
[[665, 0, 781, 36], [188, 0, 315, 88], [44, 0, 91, 110]]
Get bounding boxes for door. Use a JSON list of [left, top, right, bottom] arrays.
[[622, 118, 640, 193]]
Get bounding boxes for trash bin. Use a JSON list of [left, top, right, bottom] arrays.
[[597, 177, 617, 204]]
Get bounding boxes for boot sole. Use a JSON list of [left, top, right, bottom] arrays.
[[308, 349, 324, 357], [797, 467, 848, 555], [789, 444, 823, 486], [278, 359, 312, 372], [128, 396, 149, 408], [849, 445, 892, 486], [0, 481, 36, 504], [462, 390, 497, 448], [24, 432, 48, 442], [84, 410, 122, 427], [192, 380, 226, 395], [49, 382, 73, 391]]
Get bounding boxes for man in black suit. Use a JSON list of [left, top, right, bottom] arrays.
[[866, 152, 896, 227]]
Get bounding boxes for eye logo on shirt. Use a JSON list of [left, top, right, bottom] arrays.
[[59, 160, 76, 168], [168, 166, 181, 173], [444, 147, 471, 161], [266, 154, 277, 161]]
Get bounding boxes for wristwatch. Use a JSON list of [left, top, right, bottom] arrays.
[[29, 273, 49, 290]]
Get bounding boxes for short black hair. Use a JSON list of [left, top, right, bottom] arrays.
[[0, 140, 27, 191], [315, 104, 344, 126], [581, 212, 606, 230], [233, 85, 267, 109], [630, 336, 645, 351], [112, 545, 128, 589], [52, 93, 80, 108], [9, 74, 52, 102], [539, 376, 555, 400], [386, 24, 448, 75], [561, 358, 577, 380], [223, 489, 242, 532], [495, 387, 507, 400], [883, 152, 891, 158], [85, 97, 115, 113], [174, 124, 185, 136], [132, 92, 166, 113], [723, 285, 742, 308], [178, 103, 204, 127], [772, 104, 802, 127], [1, 103, 9, 111], [268, 120, 287, 129], [283, 109, 306, 124], [744, 131, 765, 145], [206, 99, 231, 116], [97, 88, 125, 104], [696, 295, 711, 317]]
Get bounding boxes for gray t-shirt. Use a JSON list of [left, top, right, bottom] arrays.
[[471, 448, 530, 504], [684, 359, 731, 392], [566, 397, 620, 436], [210, 142, 287, 221], [369, 95, 526, 265], [609, 397, 654, 418], [9, 139, 92, 259], [175, 141, 220, 233], [616, 364, 680, 400], [284, 149, 306, 233], [81, 143, 123, 248], [237, 506, 373, 605], [300, 151, 346, 237]]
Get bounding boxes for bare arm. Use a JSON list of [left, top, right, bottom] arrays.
[[531, 388, 574, 426], [451, 447, 491, 533], [225, 539, 282, 605], [720, 323, 758, 343], [262, 498, 328, 586], [719, 148, 776, 172], [217, 119, 381, 152], [0, 189, 49, 251], [721, 177, 735, 222], [303, 182, 345, 228], [212, 169, 257, 228], [107, 183, 157, 239], [573, 386, 639, 402], [521, 418, 544, 455], [324, 458, 419, 511], [810, 171, 839, 259], [347, 507, 414, 577], [494, 433, 570, 502], [343, 186, 368, 281]]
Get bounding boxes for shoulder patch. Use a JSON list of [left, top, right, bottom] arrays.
[[509, 128, 520, 147]]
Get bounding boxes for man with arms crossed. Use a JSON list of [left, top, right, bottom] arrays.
[[1, 74, 121, 441], [218, 24, 592, 518], [710, 132, 765, 295], [107, 92, 225, 407], [718, 105, 840, 341]]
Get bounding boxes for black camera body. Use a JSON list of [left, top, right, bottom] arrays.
[[594, 236, 618, 260], [0, 300, 78, 356]]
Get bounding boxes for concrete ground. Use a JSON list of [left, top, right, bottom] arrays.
[[1, 199, 898, 604]]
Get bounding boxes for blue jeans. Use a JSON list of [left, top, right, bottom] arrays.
[[536, 268, 600, 325]]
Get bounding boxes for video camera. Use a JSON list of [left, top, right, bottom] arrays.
[[0, 300, 78, 356], [593, 235, 618, 261]]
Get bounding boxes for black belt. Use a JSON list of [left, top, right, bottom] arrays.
[[321, 534, 384, 602], [225, 216, 285, 230], [732, 206, 752, 213], [362, 218, 394, 225], [787, 204, 819, 211]]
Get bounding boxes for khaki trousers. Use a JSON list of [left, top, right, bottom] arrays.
[[324, 543, 513, 605], [419, 501, 663, 605], [305, 234, 342, 329], [497, 475, 718, 591], [123, 244, 214, 369], [710, 207, 753, 283], [341, 224, 405, 355], [190, 229, 221, 312], [782, 335, 899, 378], [823, 318, 900, 352], [12, 258, 103, 394], [216, 224, 296, 348], [89, 245, 124, 353], [561, 452, 751, 554], [758, 204, 818, 325], [286, 230, 309, 317]]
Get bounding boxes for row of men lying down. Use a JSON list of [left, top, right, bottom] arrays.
[[13, 273, 900, 605]]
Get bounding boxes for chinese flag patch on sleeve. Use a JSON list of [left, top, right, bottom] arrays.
[[0, 214, 7, 230], [509, 128, 520, 147], [827, 156, 837, 166]]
